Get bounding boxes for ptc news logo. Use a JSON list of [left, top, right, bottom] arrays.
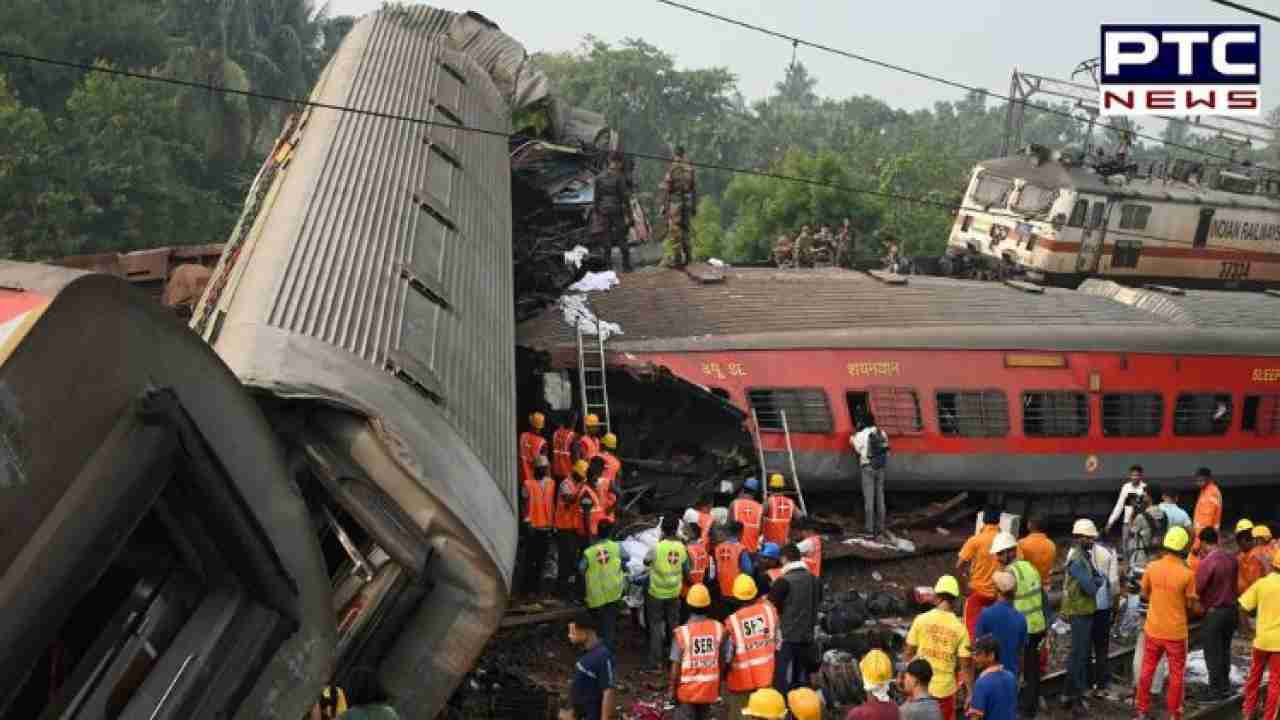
[[1100, 24, 1261, 116]]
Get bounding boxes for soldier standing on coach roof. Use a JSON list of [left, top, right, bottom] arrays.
[[591, 151, 633, 273], [660, 146, 697, 268]]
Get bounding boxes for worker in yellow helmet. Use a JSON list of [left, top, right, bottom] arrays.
[[1136, 526, 1201, 720], [786, 687, 822, 720], [741, 688, 788, 719], [669, 583, 725, 719], [763, 473, 798, 547], [905, 575, 972, 720], [845, 649, 895, 719], [518, 411, 549, 495], [576, 414, 603, 462], [597, 432, 622, 524]]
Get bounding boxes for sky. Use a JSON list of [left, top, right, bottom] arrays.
[[327, 0, 1279, 120]]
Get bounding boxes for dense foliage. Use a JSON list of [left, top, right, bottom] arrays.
[[0, 0, 353, 259]]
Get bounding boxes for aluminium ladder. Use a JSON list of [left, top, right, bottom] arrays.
[[576, 317, 611, 434], [751, 408, 808, 515]]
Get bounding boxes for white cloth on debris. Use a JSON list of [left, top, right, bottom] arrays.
[[621, 522, 663, 609], [563, 245, 590, 268], [841, 535, 916, 553], [708, 258, 727, 268], [559, 295, 623, 341], [568, 271, 619, 293]]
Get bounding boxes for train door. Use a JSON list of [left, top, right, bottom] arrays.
[[1075, 196, 1113, 273], [1194, 208, 1215, 248]]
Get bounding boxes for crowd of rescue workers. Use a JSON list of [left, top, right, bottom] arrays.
[[517, 411, 1280, 720]]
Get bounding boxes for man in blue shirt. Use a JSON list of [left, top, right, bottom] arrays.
[[1158, 488, 1193, 531], [975, 571, 1027, 677], [568, 611, 616, 720], [968, 635, 1017, 720]]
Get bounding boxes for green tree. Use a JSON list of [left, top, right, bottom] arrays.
[[691, 196, 725, 260]]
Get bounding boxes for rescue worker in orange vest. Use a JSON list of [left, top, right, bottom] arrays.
[[715, 522, 755, 619], [756, 543, 784, 592], [763, 474, 799, 547], [597, 433, 623, 524], [554, 460, 589, 599], [723, 574, 781, 719], [551, 414, 578, 482], [681, 517, 716, 622], [733, 478, 765, 553], [520, 454, 557, 597], [576, 414, 603, 463], [692, 498, 715, 546], [1192, 467, 1222, 552], [519, 412, 549, 487], [578, 458, 614, 541], [795, 519, 823, 578], [670, 583, 727, 720]]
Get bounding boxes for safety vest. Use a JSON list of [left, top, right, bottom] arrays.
[[518, 432, 546, 486], [650, 539, 688, 600], [583, 540, 624, 608], [551, 428, 576, 478], [696, 511, 713, 545], [600, 450, 621, 483], [802, 536, 823, 577], [732, 498, 764, 552], [763, 495, 796, 546], [716, 541, 745, 598], [577, 434, 601, 462], [523, 475, 556, 529], [675, 619, 724, 705], [1010, 560, 1046, 634], [596, 475, 617, 524], [1061, 551, 1098, 618], [577, 484, 605, 539], [687, 542, 711, 591], [726, 600, 780, 692], [555, 477, 581, 531]]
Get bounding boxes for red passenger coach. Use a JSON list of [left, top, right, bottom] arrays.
[[517, 268, 1280, 495]]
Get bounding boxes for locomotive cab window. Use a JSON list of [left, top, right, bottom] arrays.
[[866, 387, 923, 435], [936, 390, 1009, 437], [972, 175, 1014, 208], [1022, 391, 1088, 437], [1173, 393, 1233, 436], [748, 388, 833, 433], [1243, 395, 1280, 435], [1102, 393, 1163, 437]]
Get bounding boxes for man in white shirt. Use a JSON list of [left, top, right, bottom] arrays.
[[850, 414, 889, 537], [1105, 465, 1146, 558]]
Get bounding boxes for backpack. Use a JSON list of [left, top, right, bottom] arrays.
[[867, 428, 888, 470]]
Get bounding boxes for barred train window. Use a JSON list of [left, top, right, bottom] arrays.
[[1111, 240, 1143, 269], [1023, 391, 1089, 437], [1243, 395, 1280, 435], [1068, 200, 1089, 228], [1174, 393, 1233, 436], [869, 387, 923, 435], [747, 388, 833, 433], [1118, 204, 1152, 230], [936, 390, 1009, 437], [1102, 394, 1163, 437]]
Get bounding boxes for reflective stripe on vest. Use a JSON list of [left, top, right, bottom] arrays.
[[803, 536, 823, 577], [523, 476, 556, 529], [732, 499, 764, 552], [716, 542, 744, 598], [687, 543, 711, 587], [601, 451, 621, 482], [578, 485, 605, 538], [650, 539, 688, 600], [519, 433, 546, 485], [1010, 560, 1046, 634], [584, 540, 624, 608], [726, 600, 779, 692], [763, 495, 795, 545], [597, 475, 616, 523], [676, 620, 724, 704], [555, 478, 581, 531], [578, 435, 601, 461], [552, 429, 576, 478]]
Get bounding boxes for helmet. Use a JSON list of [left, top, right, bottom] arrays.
[[787, 687, 823, 720], [742, 688, 788, 719], [733, 574, 759, 602], [1072, 519, 1099, 538], [585, 414, 601, 428], [320, 685, 349, 715], [683, 508, 702, 526], [602, 432, 617, 450], [1254, 525, 1273, 540], [760, 543, 782, 560], [529, 412, 545, 430], [859, 649, 894, 686], [686, 583, 712, 609], [1237, 518, 1256, 534], [744, 477, 761, 492], [934, 575, 960, 598], [769, 473, 786, 489], [1163, 526, 1191, 552], [573, 460, 589, 478], [990, 531, 1018, 555]]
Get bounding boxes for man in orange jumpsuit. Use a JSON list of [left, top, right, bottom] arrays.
[[1192, 467, 1222, 551], [958, 507, 1003, 642], [519, 412, 548, 487]]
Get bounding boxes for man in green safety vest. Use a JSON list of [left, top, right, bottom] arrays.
[[580, 520, 628, 653], [645, 515, 691, 670], [996, 531, 1049, 718]]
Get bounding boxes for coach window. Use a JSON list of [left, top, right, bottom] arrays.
[[1102, 393, 1163, 437], [1118, 204, 1152, 231], [1068, 199, 1089, 228], [1023, 391, 1088, 437], [1173, 393, 1233, 436], [936, 390, 1009, 437], [1112, 240, 1143, 269], [1243, 395, 1280, 435], [867, 386, 923, 435], [747, 388, 833, 433]]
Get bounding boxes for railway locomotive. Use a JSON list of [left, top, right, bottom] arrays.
[[943, 148, 1280, 289]]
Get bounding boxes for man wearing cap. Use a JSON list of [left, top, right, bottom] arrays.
[[957, 507, 1003, 642], [519, 454, 558, 597], [1137, 527, 1200, 720], [576, 414, 603, 463], [715, 522, 754, 619], [1244, 525, 1275, 595], [1060, 519, 1102, 712], [669, 582, 726, 720], [597, 433, 623, 524], [1239, 545, 1280, 720], [732, 479, 765, 553], [1195, 527, 1239, 701], [787, 687, 823, 720], [1083, 526, 1121, 700], [723, 574, 780, 719], [763, 474, 799, 547], [680, 518, 715, 623], [555, 460, 589, 599], [755, 543, 783, 593], [905, 575, 973, 720], [846, 649, 897, 720], [741, 688, 788, 720]]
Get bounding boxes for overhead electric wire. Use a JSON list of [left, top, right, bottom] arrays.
[[652, 0, 1269, 168], [1208, 0, 1280, 23], [0, 47, 1262, 251]]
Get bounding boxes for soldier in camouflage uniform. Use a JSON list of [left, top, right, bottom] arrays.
[[590, 151, 633, 272], [660, 146, 697, 268]]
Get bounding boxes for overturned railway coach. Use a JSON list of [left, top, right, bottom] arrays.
[[518, 269, 1280, 496]]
